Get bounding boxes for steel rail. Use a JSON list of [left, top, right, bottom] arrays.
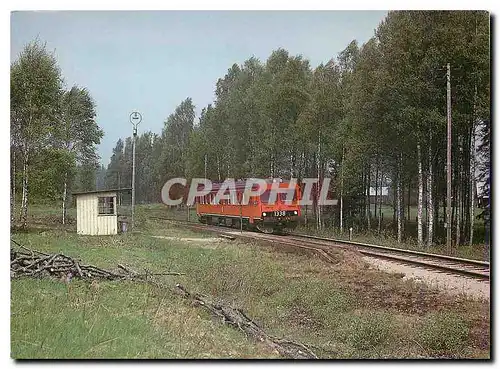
[[289, 233, 489, 267], [285, 235, 489, 280]]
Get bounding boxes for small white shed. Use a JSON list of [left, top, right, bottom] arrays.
[[73, 188, 131, 235]]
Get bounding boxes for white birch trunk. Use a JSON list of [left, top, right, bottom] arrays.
[[217, 155, 221, 181], [20, 147, 29, 227], [417, 143, 423, 246], [366, 164, 371, 230], [316, 133, 321, 230], [397, 154, 403, 243], [117, 174, 121, 205], [300, 151, 305, 181], [11, 149, 15, 222], [455, 140, 461, 247], [375, 163, 379, 223], [204, 153, 207, 179], [407, 183, 411, 222], [340, 146, 344, 234], [270, 152, 274, 178], [378, 171, 382, 234], [427, 130, 434, 247], [469, 132, 476, 245], [469, 92, 477, 245], [62, 171, 68, 225], [469, 21, 478, 246], [456, 188, 461, 246]]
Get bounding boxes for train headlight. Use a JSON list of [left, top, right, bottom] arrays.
[[262, 212, 267, 217], [293, 210, 298, 215]]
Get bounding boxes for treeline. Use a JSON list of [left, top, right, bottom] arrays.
[[105, 98, 195, 204], [11, 40, 103, 227], [106, 11, 490, 246]]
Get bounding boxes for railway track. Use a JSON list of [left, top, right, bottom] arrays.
[[287, 233, 490, 280], [149, 216, 490, 281]]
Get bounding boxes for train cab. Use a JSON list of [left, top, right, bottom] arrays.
[[195, 179, 301, 234]]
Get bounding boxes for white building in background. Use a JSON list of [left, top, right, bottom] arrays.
[[369, 186, 389, 196], [74, 188, 131, 235], [368, 186, 390, 204]]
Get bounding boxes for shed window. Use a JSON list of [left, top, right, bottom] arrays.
[[98, 196, 115, 215]]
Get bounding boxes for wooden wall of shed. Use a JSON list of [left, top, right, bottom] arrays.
[[76, 192, 117, 235]]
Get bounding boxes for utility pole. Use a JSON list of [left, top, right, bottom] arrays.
[[132, 130, 137, 228], [340, 145, 344, 234], [130, 111, 142, 230], [240, 200, 243, 233], [446, 63, 452, 251]]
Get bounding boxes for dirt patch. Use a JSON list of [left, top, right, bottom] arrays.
[[337, 249, 370, 270], [12, 215, 76, 234], [33, 214, 75, 226], [362, 256, 490, 301], [11, 225, 53, 234], [152, 235, 223, 249], [286, 306, 324, 330], [285, 252, 485, 316], [467, 308, 491, 351]]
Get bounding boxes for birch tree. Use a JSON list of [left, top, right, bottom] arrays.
[[427, 128, 434, 246], [100, 11, 490, 245], [11, 40, 63, 227], [60, 86, 103, 223], [417, 143, 423, 246]]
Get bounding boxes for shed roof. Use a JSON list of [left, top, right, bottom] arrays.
[[72, 188, 132, 196]]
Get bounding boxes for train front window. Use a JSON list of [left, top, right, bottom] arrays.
[[260, 189, 297, 204], [279, 190, 297, 204], [260, 190, 271, 203]]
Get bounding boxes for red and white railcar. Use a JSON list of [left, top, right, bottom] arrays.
[[195, 179, 301, 233]]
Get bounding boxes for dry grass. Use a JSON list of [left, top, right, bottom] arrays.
[[296, 224, 490, 262], [10, 204, 490, 359]]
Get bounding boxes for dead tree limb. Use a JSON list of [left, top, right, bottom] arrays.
[[10, 242, 183, 282], [11, 241, 318, 359], [174, 284, 318, 359]]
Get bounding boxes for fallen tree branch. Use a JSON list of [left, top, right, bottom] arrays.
[[10, 241, 182, 282], [11, 240, 318, 359], [174, 283, 318, 359]]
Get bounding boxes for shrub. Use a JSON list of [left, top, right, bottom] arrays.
[[417, 311, 469, 355], [339, 312, 393, 351]]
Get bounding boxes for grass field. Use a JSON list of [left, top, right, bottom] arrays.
[[10, 204, 490, 359], [132, 203, 490, 261]]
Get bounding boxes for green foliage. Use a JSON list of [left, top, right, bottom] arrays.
[[104, 99, 196, 203], [104, 11, 490, 245], [60, 86, 103, 163], [73, 162, 99, 193], [105, 138, 125, 189], [11, 39, 63, 145], [162, 98, 196, 179], [16, 11, 490, 243], [11, 39, 103, 224], [11, 39, 64, 215], [338, 312, 394, 351], [29, 148, 76, 202], [11, 278, 271, 359], [417, 311, 470, 355]]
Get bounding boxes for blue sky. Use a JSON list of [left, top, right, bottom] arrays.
[[11, 10, 388, 166]]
